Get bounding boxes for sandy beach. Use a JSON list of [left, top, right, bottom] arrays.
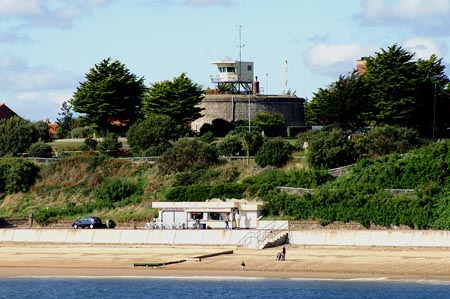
[[1, 243, 450, 281]]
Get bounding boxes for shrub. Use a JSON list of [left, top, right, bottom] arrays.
[[33, 121, 52, 143], [173, 169, 207, 187], [71, 126, 94, 139], [253, 112, 286, 137], [217, 134, 242, 156], [0, 116, 35, 156], [126, 116, 185, 154], [0, 157, 40, 194], [29, 142, 53, 158], [357, 126, 418, 158], [142, 144, 170, 157], [209, 183, 246, 199], [98, 132, 122, 151], [165, 184, 211, 201], [306, 128, 357, 169], [80, 137, 98, 151], [198, 131, 215, 143], [158, 138, 219, 174], [94, 178, 136, 203], [33, 206, 63, 226], [255, 138, 291, 167], [241, 131, 265, 156]]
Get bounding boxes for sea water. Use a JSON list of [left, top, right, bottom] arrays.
[[1, 277, 450, 299]]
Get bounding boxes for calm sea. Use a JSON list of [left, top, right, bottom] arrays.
[[1, 277, 450, 299]]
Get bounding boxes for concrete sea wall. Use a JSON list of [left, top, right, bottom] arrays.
[[0, 229, 250, 246], [289, 230, 450, 247], [2, 228, 450, 247]]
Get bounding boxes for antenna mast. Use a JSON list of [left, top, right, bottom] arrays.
[[237, 25, 245, 91], [237, 25, 245, 62], [285, 59, 289, 93]]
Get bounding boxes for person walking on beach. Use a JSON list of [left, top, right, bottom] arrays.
[[241, 261, 246, 270], [282, 245, 286, 260]]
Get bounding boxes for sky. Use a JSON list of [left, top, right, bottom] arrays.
[[1, 0, 450, 122]]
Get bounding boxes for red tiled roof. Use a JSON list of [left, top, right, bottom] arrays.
[[0, 103, 17, 119], [48, 122, 58, 135]]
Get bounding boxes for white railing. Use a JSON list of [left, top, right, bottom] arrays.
[[238, 221, 289, 249]]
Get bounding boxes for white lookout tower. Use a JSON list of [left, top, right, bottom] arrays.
[[209, 60, 257, 94]]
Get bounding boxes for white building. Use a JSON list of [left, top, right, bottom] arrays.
[[152, 199, 264, 229], [209, 60, 255, 94]]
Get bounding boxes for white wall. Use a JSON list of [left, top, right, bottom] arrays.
[[0, 229, 252, 246], [3, 229, 450, 248], [289, 230, 450, 247]]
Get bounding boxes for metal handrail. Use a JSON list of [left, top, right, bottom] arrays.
[[255, 222, 289, 248], [238, 221, 289, 249]]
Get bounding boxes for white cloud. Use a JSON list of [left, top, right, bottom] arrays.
[[184, 0, 233, 6], [0, 0, 117, 31], [0, 0, 45, 17], [0, 53, 28, 71], [304, 43, 378, 76], [0, 53, 79, 92], [360, 0, 450, 21], [402, 37, 443, 59], [11, 91, 72, 121], [0, 70, 78, 92], [359, 0, 450, 35]]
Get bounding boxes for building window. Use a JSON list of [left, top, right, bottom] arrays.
[[190, 212, 203, 220], [227, 67, 236, 73], [209, 212, 226, 221], [247, 65, 252, 71]]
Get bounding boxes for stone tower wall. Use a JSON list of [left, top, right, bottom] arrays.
[[191, 94, 305, 132]]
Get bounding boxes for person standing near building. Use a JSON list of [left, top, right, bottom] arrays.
[[282, 245, 286, 260], [225, 214, 230, 229]]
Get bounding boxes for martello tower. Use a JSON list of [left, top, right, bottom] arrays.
[[190, 58, 305, 136]]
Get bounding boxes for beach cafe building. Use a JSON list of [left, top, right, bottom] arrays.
[[151, 199, 264, 229]]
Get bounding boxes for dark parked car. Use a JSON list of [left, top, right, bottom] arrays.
[[72, 216, 103, 229]]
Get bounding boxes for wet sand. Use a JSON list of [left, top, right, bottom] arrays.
[[1, 243, 450, 281]]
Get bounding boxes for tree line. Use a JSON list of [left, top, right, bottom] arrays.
[[306, 44, 450, 139]]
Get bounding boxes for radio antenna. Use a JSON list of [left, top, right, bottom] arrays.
[[237, 25, 245, 83]]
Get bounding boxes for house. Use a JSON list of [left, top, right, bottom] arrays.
[[0, 103, 17, 120], [152, 199, 265, 229]]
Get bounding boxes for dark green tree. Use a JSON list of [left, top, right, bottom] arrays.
[[255, 138, 291, 168], [414, 55, 449, 138], [306, 71, 367, 130], [0, 116, 35, 156], [0, 157, 40, 194], [142, 73, 204, 127], [158, 138, 219, 174], [307, 45, 449, 138], [363, 45, 418, 127], [253, 112, 287, 137], [80, 138, 98, 151], [217, 134, 242, 156], [56, 101, 74, 139], [70, 58, 146, 135], [98, 132, 122, 152], [29, 142, 53, 158], [126, 115, 186, 155], [33, 121, 52, 143], [356, 126, 418, 158], [306, 128, 357, 169]]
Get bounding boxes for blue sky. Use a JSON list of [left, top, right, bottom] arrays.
[[1, 0, 449, 122]]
